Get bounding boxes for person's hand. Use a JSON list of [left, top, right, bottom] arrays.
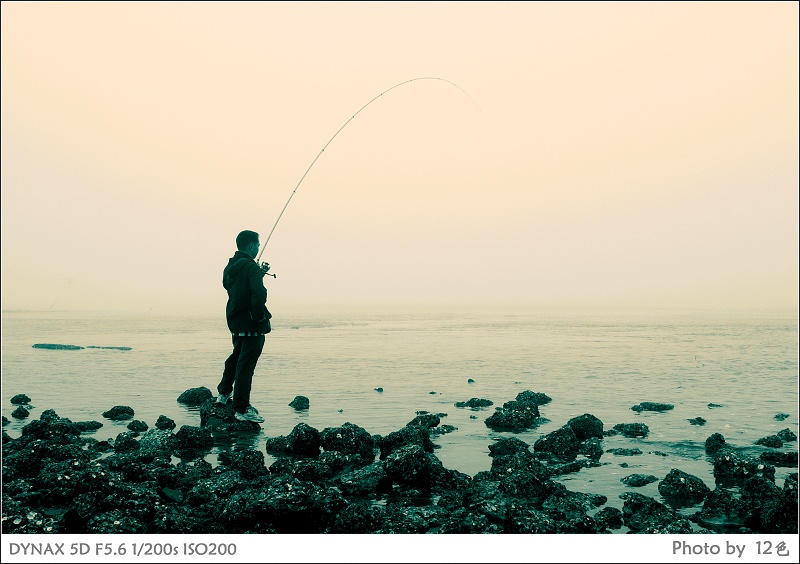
[[259, 262, 271, 275]]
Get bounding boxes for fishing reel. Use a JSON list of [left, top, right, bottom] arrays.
[[260, 262, 276, 278]]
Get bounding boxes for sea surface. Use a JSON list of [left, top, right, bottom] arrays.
[[2, 309, 798, 531]]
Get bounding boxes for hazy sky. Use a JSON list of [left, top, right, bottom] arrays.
[[2, 1, 798, 313]]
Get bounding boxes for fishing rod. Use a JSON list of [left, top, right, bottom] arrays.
[[256, 76, 480, 275]]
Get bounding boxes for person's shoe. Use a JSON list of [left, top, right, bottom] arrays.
[[234, 406, 264, 423], [216, 392, 232, 405]]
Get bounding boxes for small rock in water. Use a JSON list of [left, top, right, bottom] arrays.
[[467, 379, 475, 383], [155, 415, 176, 430], [11, 406, 30, 419], [102, 405, 134, 421], [10, 394, 31, 405], [777, 428, 797, 442], [774, 413, 790, 421], [621, 474, 659, 487], [127, 420, 149, 433], [454, 398, 493, 409], [688, 417, 707, 426], [707, 403, 725, 409], [289, 395, 310, 410], [177, 387, 213, 406], [85, 346, 132, 350], [32, 343, 84, 350], [631, 402, 674, 412], [374, 388, 383, 393]]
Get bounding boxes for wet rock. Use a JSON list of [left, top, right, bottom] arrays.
[[777, 428, 797, 442], [383, 444, 439, 490], [542, 490, 607, 520], [566, 413, 604, 440], [631, 402, 674, 412], [217, 448, 268, 480], [484, 400, 541, 432], [127, 420, 148, 433], [534, 425, 581, 459], [177, 387, 213, 406], [155, 415, 176, 431], [759, 451, 798, 468], [73, 421, 103, 432], [430, 424, 457, 436], [335, 461, 391, 496], [705, 432, 727, 455], [488, 437, 530, 458], [515, 390, 552, 406], [454, 398, 493, 409], [578, 438, 604, 459], [658, 468, 711, 505], [319, 422, 375, 459], [594, 506, 624, 529], [329, 503, 387, 533], [688, 417, 707, 426], [32, 343, 84, 350], [10, 394, 32, 405], [137, 429, 175, 459], [102, 406, 134, 421], [407, 413, 441, 429], [198, 399, 259, 432], [607, 448, 643, 456], [112, 432, 140, 452], [774, 413, 790, 421], [269, 457, 335, 483], [288, 395, 309, 410], [505, 507, 557, 533], [621, 492, 681, 532], [173, 425, 213, 455], [755, 435, 783, 448], [382, 505, 453, 534], [2, 416, 9, 426], [612, 423, 649, 438], [266, 423, 322, 458], [378, 425, 435, 459], [711, 447, 776, 485], [440, 508, 503, 533], [708, 403, 725, 409], [374, 387, 383, 393], [11, 406, 30, 419], [622, 474, 659, 487]]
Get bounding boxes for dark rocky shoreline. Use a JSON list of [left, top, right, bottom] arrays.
[[2, 389, 797, 534]]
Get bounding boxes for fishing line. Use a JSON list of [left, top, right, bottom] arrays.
[[256, 76, 479, 268]]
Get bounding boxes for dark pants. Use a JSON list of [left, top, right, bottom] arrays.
[[218, 334, 265, 413]]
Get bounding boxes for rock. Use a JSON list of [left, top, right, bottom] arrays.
[[383, 444, 438, 490], [289, 395, 310, 410], [127, 420, 148, 433], [467, 379, 475, 383], [621, 492, 680, 532], [484, 399, 541, 432], [534, 425, 581, 459], [488, 437, 530, 458], [267, 423, 321, 458], [374, 388, 383, 393], [755, 435, 783, 448], [73, 421, 103, 432], [774, 413, 790, 421], [173, 425, 214, 452], [705, 432, 727, 455], [515, 390, 552, 406], [138, 428, 175, 458], [176, 387, 213, 406], [112, 432, 140, 452], [712, 447, 776, 485], [688, 417, 706, 425], [10, 394, 31, 405], [2, 415, 9, 427], [607, 448, 642, 456], [406, 413, 440, 429], [566, 413, 604, 440], [319, 422, 375, 459], [32, 343, 84, 350], [454, 398, 493, 408], [11, 406, 30, 419], [708, 403, 725, 409], [759, 451, 798, 468], [378, 425, 435, 460], [658, 468, 711, 504], [621, 474, 659, 487], [777, 428, 797, 442], [217, 448, 268, 479], [631, 402, 674, 412], [102, 406, 134, 421], [155, 415, 176, 431], [198, 399, 259, 432], [336, 461, 391, 496], [612, 423, 649, 438]]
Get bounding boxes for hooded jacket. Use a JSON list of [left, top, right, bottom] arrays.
[[223, 251, 269, 334]]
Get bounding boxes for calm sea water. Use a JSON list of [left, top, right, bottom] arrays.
[[2, 309, 798, 528]]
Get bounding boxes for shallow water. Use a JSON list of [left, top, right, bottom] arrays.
[[2, 309, 797, 530]]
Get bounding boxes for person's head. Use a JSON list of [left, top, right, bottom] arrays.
[[236, 230, 260, 259]]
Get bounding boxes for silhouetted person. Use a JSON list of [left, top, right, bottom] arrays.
[[217, 230, 271, 423]]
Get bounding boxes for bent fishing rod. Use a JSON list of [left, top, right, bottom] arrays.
[[256, 76, 479, 278]]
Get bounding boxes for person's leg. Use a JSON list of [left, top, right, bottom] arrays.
[[218, 335, 242, 396], [231, 335, 265, 413]]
